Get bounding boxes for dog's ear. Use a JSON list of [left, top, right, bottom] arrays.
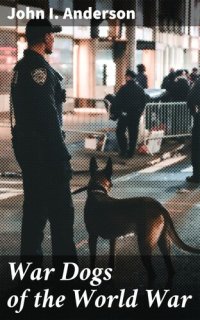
[[89, 157, 98, 177], [104, 157, 113, 179]]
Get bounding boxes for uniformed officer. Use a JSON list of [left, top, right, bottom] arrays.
[[112, 69, 146, 158], [186, 79, 200, 183], [10, 18, 77, 266]]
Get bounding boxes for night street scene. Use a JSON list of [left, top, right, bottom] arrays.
[[1, 1, 200, 319]]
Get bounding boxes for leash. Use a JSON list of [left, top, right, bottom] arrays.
[[71, 186, 88, 195]]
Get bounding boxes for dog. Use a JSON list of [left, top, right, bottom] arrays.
[[84, 157, 200, 285]]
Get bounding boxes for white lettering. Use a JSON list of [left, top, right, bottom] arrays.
[[125, 289, 139, 308], [107, 294, 119, 308], [30, 267, 55, 281], [60, 262, 79, 281], [103, 268, 113, 281], [9, 262, 55, 281], [108, 10, 117, 20], [167, 295, 193, 308], [34, 289, 65, 308], [7, 7, 44, 20], [74, 290, 96, 307], [167, 295, 180, 308], [9, 262, 32, 280], [63, 8, 73, 19], [62, 8, 135, 20], [49, 8, 54, 19], [80, 268, 91, 281], [95, 295, 106, 308], [118, 289, 138, 308], [73, 10, 83, 20], [126, 10, 136, 20], [147, 290, 193, 308], [7, 8, 16, 20], [83, 7, 93, 19], [116, 10, 126, 20], [93, 10, 102, 19], [101, 10, 110, 20], [180, 295, 193, 308], [146, 290, 170, 307], [7, 289, 31, 313]]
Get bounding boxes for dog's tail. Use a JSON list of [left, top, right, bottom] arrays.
[[162, 206, 200, 254]]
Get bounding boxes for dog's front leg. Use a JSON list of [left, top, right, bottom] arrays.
[[109, 239, 116, 270], [88, 233, 98, 269]]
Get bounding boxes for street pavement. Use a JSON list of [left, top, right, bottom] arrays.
[[1, 119, 200, 293], [1, 129, 200, 320], [0, 119, 197, 257], [0, 141, 199, 257]]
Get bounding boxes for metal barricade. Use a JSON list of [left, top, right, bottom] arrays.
[[144, 102, 192, 138]]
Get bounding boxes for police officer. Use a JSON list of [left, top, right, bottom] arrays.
[[186, 79, 200, 183], [112, 69, 146, 158], [136, 64, 148, 89], [10, 18, 77, 266]]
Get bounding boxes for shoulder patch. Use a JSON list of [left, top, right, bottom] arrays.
[[31, 68, 47, 85]]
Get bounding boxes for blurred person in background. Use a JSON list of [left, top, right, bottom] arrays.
[[136, 64, 148, 89], [111, 69, 146, 159], [184, 69, 192, 87], [186, 78, 200, 183], [161, 68, 175, 90], [190, 67, 199, 86], [170, 69, 190, 102]]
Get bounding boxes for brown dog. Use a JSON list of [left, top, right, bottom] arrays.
[[84, 157, 200, 284]]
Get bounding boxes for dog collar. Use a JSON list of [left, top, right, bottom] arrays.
[[92, 189, 107, 194]]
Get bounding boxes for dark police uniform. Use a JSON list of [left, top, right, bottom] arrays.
[[187, 79, 200, 183], [112, 79, 146, 157], [11, 49, 77, 264], [136, 72, 148, 89]]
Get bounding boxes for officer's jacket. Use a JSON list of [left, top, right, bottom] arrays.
[[171, 77, 190, 102], [111, 79, 146, 120], [11, 49, 70, 162], [136, 72, 148, 89], [187, 79, 200, 117]]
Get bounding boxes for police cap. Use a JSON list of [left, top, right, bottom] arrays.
[[26, 18, 62, 44]]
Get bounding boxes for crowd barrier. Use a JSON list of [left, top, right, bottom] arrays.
[[63, 99, 192, 146], [0, 98, 192, 146], [144, 101, 192, 138]]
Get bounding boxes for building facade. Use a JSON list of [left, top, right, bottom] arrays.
[[0, 0, 200, 112]]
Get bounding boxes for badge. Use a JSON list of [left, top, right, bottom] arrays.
[[31, 68, 47, 85]]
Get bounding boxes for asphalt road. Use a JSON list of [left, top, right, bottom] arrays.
[[0, 148, 199, 255], [1, 127, 200, 319], [1, 120, 200, 293], [0, 120, 199, 256]]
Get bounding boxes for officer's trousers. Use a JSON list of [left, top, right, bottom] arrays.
[[116, 115, 140, 155], [20, 161, 77, 266], [191, 117, 200, 179]]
